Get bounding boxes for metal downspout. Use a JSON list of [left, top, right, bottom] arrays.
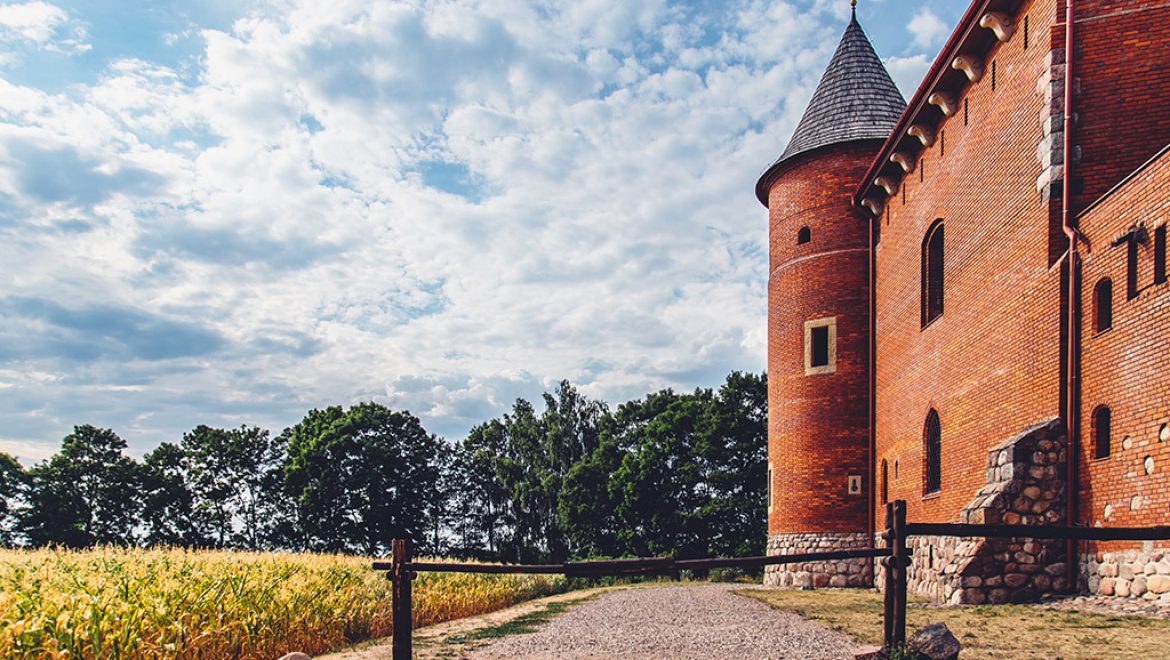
[[1062, 0, 1081, 590], [868, 210, 877, 554]]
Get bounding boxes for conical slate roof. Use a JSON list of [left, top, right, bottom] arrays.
[[775, 11, 906, 164]]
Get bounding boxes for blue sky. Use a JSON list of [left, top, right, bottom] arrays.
[[0, 0, 967, 461]]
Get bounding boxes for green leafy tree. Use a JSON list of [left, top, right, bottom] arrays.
[[611, 390, 710, 558], [477, 381, 607, 563], [21, 425, 141, 547], [182, 425, 285, 549], [557, 432, 623, 557], [445, 421, 512, 559], [697, 371, 768, 557], [283, 403, 443, 555], [141, 442, 213, 547], [0, 452, 27, 546]]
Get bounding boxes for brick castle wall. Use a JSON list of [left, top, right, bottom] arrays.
[[766, 142, 878, 536], [873, 0, 1063, 527], [1068, 1, 1170, 217], [759, 0, 1170, 601], [1075, 145, 1170, 580]]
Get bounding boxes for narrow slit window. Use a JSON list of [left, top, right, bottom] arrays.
[[803, 317, 837, 375], [881, 459, 889, 504], [797, 226, 811, 245], [940, 130, 946, 157], [1156, 225, 1166, 285], [921, 220, 945, 327], [992, 60, 997, 90], [1128, 239, 1139, 300], [964, 99, 969, 126], [1024, 15, 1030, 49], [924, 409, 942, 494], [1094, 278, 1113, 333], [1093, 406, 1112, 459], [767, 462, 774, 512]]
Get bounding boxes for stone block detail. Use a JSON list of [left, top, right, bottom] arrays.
[[765, 532, 873, 589], [1036, 47, 1077, 200], [1080, 547, 1170, 600], [876, 418, 1069, 603]]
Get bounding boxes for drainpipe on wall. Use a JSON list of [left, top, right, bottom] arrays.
[[1062, 0, 1081, 591], [867, 209, 877, 553]]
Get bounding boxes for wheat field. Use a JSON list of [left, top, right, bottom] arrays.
[[0, 547, 566, 659]]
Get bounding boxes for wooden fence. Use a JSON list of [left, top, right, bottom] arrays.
[[375, 499, 1170, 659]]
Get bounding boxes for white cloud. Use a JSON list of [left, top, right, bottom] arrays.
[[0, 1, 89, 55], [0, 1, 65, 42], [0, 0, 877, 451], [906, 8, 948, 51], [885, 54, 932, 98]]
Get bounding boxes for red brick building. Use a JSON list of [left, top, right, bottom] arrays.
[[758, 0, 1170, 603]]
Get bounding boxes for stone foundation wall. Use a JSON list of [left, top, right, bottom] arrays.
[[1081, 546, 1170, 601], [876, 419, 1070, 603], [874, 533, 1070, 604], [764, 532, 873, 588]]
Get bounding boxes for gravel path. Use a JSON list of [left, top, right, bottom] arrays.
[[465, 584, 858, 659]]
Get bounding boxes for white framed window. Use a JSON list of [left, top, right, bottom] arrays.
[[804, 316, 837, 375]]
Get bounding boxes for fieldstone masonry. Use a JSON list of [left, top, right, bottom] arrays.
[[877, 419, 1070, 603], [764, 532, 873, 588], [1082, 547, 1170, 602]]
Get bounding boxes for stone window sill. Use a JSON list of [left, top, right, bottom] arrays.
[[922, 490, 942, 501]]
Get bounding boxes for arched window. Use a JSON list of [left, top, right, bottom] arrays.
[[1093, 278, 1113, 333], [921, 220, 945, 327], [924, 409, 942, 494], [797, 226, 811, 245], [881, 459, 889, 504], [1093, 406, 1112, 459]]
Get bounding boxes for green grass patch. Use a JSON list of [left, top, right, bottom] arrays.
[[445, 594, 599, 644]]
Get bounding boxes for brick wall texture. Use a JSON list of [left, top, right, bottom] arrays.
[[763, 0, 1170, 599], [767, 142, 878, 536]]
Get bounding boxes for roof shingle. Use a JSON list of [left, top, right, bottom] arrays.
[[773, 13, 906, 167]]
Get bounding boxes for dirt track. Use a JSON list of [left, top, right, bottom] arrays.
[[465, 584, 855, 659], [321, 584, 857, 659]]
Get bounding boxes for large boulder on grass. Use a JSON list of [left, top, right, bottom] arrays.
[[906, 622, 960, 660]]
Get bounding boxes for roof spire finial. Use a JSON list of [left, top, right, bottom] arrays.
[[850, 0, 858, 21]]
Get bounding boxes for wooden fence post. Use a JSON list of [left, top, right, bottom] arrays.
[[891, 500, 908, 651], [882, 502, 895, 651], [391, 538, 413, 660]]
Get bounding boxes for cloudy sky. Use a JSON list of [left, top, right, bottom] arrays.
[[0, 0, 965, 460]]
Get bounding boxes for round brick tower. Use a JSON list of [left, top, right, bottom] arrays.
[[756, 10, 904, 589]]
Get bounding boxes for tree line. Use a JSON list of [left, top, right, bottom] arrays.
[[0, 371, 766, 561]]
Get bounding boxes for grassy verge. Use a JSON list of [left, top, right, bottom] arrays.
[[737, 588, 1170, 660], [444, 593, 600, 644]]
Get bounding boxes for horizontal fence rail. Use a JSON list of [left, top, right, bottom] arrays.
[[373, 547, 890, 576], [374, 500, 1170, 660], [907, 521, 1170, 542]]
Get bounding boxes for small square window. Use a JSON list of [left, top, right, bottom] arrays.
[[804, 317, 837, 375]]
